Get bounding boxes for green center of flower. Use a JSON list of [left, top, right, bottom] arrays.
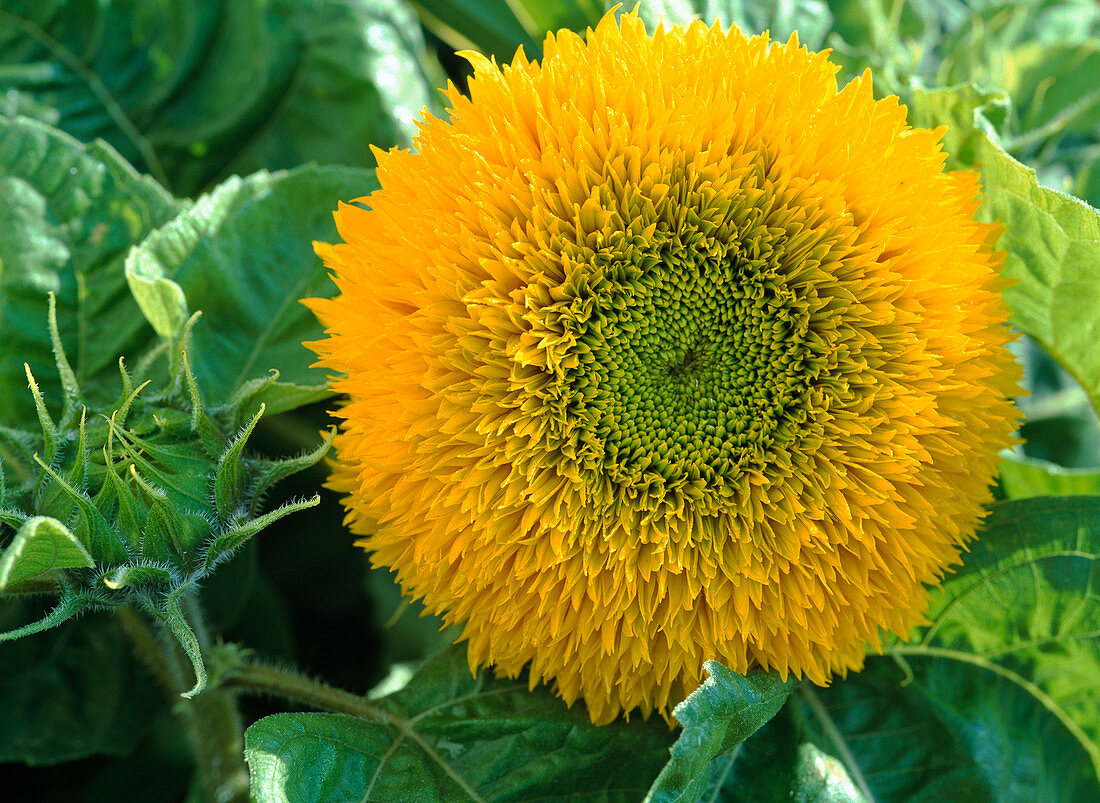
[[528, 159, 852, 502]]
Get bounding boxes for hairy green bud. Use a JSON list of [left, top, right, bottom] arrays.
[[0, 297, 332, 695]]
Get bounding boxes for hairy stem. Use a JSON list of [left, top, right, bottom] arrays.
[[227, 662, 392, 722], [116, 604, 177, 696], [118, 601, 249, 802]]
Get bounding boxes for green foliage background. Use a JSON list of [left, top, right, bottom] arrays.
[[1, 0, 1099, 800]]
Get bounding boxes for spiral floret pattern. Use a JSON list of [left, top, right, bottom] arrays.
[[307, 12, 1020, 723]]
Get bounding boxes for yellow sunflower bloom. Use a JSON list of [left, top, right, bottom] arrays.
[[306, 11, 1020, 724]]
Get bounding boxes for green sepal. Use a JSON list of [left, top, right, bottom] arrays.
[[32, 454, 126, 564], [24, 365, 59, 466], [0, 589, 98, 643], [99, 457, 143, 557], [105, 417, 213, 511], [0, 507, 28, 530], [102, 564, 177, 591], [183, 352, 226, 458], [248, 427, 335, 516], [151, 582, 207, 698], [46, 292, 83, 430], [203, 495, 320, 573], [65, 409, 90, 492], [225, 371, 282, 426], [113, 375, 152, 432], [124, 466, 205, 565], [0, 515, 94, 592], [167, 312, 203, 397], [214, 403, 265, 522]]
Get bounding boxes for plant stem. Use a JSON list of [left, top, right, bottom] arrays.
[[179, 598, 249, 803], [116, 604, 178, 696], [226, 662, 392, 722], [117, 601, 249, 803], [185, 684, 249, 803]]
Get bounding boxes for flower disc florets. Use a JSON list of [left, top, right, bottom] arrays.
[[307, 12, 1020, 723]]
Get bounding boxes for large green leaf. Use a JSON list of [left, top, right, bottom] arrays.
[[692, 707, 802, 802], [976, 134, 1100, 415], [909, 84, 1100, 421], [0, 0, 437, 197], [645, 662, 796, 802], [999, 455, 1100, 498], [653, 702, 864, 802], [0, 116, 181, 425], [125, 165, 378, 411], [0, 609, 163, 764], [790, 495, 1100, 801], [245, 643, 675, 801]]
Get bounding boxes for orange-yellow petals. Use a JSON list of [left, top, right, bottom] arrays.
[[306, 12, 1020, 725]]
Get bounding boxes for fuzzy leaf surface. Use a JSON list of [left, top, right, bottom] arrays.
[[125, 166, 377, 411], [976, 134, 1100, 415], [245, 643, 675, 802], [0, 516, 92, 591], [645, 663, 796, 802], [790, 496, 1100, 801], [0, 610, 161, 764], [0, 117, 180, 424], [0, 0, 436, 196]]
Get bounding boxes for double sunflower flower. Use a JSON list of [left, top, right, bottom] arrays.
[[307, 12, 1019, 724]]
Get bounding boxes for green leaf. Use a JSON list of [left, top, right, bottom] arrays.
[[0, 515, 93, 591], [976, 132, 1100, 416], [615, 0, 832, 47], [907, 84, 1010, 169], [412, 0, 603, 62], [0, 0, 438, 196], [645, 662, 797, 802], [792, 743, 866, 803], [125, 165, 376, 407], [125, 255, 190, 340], [411, 0, 539, 61], [213, 404, 265, 521], [791, 496, 1100, 801], [999, 455, 1100, 498], [690, 706, 801, 802], [245, 643, 675, 801], [203, 495, 321, 573], [693, 705, 866, 803], [0, 116, 180, 425], [0, 608, 163, 764], [152, 583, 206, 698]]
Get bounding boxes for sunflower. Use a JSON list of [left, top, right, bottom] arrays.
[[306, 11, 1020, 724]]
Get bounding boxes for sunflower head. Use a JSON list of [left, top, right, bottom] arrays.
[[307, 11, 1020, 724]]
